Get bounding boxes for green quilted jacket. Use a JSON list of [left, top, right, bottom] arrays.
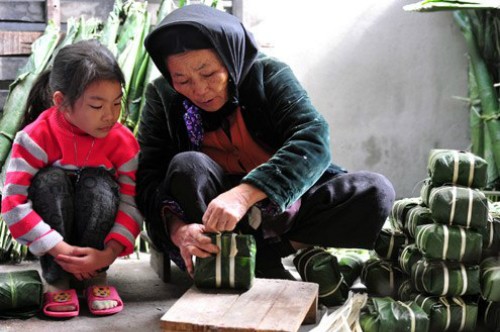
[[136, 53, 346, 242]]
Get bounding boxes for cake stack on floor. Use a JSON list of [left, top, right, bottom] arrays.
[[478, 202, 500, 330], [412, 149, 488, 331], [360, 149, 498, 331], [358, 197, 430, 331]]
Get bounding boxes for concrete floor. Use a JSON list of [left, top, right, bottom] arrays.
[[1, 253, 322, 332]]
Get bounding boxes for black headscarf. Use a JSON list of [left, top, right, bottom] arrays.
[[144, 5, 259, 130], [144, 4, 258, 90]]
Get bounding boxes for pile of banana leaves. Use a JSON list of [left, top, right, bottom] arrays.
[[0, 0, 219, 263], [404, 1, 500, 192]]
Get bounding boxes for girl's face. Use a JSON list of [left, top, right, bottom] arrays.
[[58, 80, 123, 138], [166, 49, 229, 112]]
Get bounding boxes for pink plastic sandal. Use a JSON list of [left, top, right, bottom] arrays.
[[86, 285, 124, 315], [43, 289, 79, 318]]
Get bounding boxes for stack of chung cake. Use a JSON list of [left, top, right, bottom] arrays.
[[362, 149, 493, 332], [359, 198, 428, 330], [478, 202, 500, 330], [413, 149, 488, 331]]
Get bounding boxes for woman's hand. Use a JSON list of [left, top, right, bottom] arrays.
[[202, 183, 266, 232], [168, 214, 219, 277]]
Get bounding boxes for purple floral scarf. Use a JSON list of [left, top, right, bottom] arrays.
[[182, 100, 203, 150]]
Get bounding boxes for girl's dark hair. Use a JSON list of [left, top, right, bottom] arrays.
[[23, 39, 125, 126]]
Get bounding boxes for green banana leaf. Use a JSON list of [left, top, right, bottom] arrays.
[[405, 205, 434, 238], [480, 256, 500, 301], [390, 197, 423, 232], [479, 297, 500, 331], [427, 149, 488, 188], [359, 297, 429, 332], [414, 295, 478, 332], [412, 259, 481, 296], [415, 224, 483, 264], [193, 232, 256, 290], [404, 0, 500, 12], [398, 244, 423, 275], [428, 185, 489, 229], [373, 228, 409, 261], [293, 247, 348, 307], [361, 258, 408, 298], [0, 270, 43, 319]]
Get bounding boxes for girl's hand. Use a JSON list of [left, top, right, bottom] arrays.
[[169, 216, 219, 277], [54, 246, 116, 277], [73, 271, 98, 281], [48, 241, 76, 257], [202, 183, 266, 232]]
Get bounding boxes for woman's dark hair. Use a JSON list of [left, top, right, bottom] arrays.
[[23, 39, 125, 126]]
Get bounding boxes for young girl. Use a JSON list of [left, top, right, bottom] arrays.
[[1, 40, 142, 317]]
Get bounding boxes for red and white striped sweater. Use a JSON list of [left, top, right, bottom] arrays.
[[1, 106, 142, 256]]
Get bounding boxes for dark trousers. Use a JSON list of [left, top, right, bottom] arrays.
[[162, 152, 395, 267], [28, 167, 119, 283]]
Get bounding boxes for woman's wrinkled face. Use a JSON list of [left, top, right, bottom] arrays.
[[166, 49, 229, 112]]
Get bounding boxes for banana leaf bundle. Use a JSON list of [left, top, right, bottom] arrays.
[[405, 205, 434, 238], [427, 149, 488, 188], [374, 228, 409, 261], [336, 251, 365, 286], [480, 215, 500, 257], [480, 256, 500, 301], [390, 197, 422, 231], [359, 297, 429, 332], [360, 258, 408, 298], [428, 186, 489, 229], [479, 297, 500, 332], [399, 244, 423, 275], [415, 224, 483, 264], [412, 259, 481, 296], [397, 279, 418, 301], [0, 270, 43, 319], [414, 294, 478, 332], [293, 247, 348, 306], [193, 233, 256, 290], [420, 178, 437, 206]]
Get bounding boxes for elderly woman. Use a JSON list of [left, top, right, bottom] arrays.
[[136, 4, 395, 279]]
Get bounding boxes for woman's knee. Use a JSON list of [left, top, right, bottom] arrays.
[[358, 171, 396, 215], [169, 151, 217, 175], [167, 151, 222, 187]]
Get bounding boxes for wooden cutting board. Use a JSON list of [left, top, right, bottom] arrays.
[[161, 278, 318, 331]]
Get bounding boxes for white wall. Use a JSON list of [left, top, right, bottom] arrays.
[[243, 0, 470, 198]]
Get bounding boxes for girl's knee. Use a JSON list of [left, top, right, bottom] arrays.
[[29, 167, 72, 198], [77, 168, 118, 192], [32, 167, 68, 186]]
